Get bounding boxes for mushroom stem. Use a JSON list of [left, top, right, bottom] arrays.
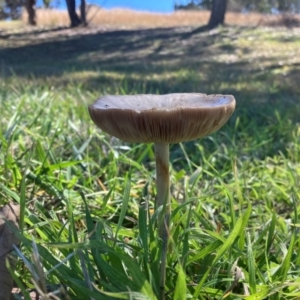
[[154, 142, 170, 299]]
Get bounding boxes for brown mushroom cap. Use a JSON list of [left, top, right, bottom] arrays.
[[88, 93, 236, 144]]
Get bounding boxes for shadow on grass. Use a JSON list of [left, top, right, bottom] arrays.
[[1, 26, 228, 75], [1, 25, 298, 93]]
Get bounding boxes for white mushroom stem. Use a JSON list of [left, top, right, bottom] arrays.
[[154, 142, 170, 299]]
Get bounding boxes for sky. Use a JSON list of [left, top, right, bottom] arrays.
[[36, 0, 178, 13]]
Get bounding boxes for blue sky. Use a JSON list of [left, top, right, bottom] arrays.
[[37, 0, 179, 13]]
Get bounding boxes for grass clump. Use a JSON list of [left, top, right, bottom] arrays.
[[0, 22, 300, 299]]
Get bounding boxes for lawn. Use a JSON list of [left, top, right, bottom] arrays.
[[0, 10, 300, 299]]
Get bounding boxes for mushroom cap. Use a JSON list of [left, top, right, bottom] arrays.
[[88, 93, 236, 144]]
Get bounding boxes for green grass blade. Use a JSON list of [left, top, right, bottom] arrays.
[[194, 203, 252, 298], [114, 173, 131, 242], [266, 213, 276, 254], [139, 202, 149, 263], [174, 265, 187, 300], [247, 232, 256, 294], [19, 174, 26, 234], [7, 260, 31, 300], [273, 231, 296, 282]]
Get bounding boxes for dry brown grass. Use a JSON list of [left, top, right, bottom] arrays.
[[0, 20, 22, 29], [20, 7, 300, 29]]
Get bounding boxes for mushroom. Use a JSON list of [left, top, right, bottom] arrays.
[[88, 93, 236, 298]]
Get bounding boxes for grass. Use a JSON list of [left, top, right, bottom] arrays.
[[0, 20, 22, 29], [0, 11, 300, 299]]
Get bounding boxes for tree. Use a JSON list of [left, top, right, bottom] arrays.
[[43, 0, 51, 8], [80, 0, 86, 26], [208, 0, 228, 28], [0, 0, 25, 20], [175, 0, 300, 29], [66, 0, 87, 27], [26, 0, 36, 25]]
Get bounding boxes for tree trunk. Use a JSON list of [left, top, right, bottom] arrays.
[[0, 204, 20, 300], [65, 0, 81, 27], [208, 0, 227, 29], [80, 0, 87, 26], [26, 0, 36, 25]]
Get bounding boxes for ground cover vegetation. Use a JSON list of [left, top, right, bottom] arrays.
[[0, 12, 300, 299]]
